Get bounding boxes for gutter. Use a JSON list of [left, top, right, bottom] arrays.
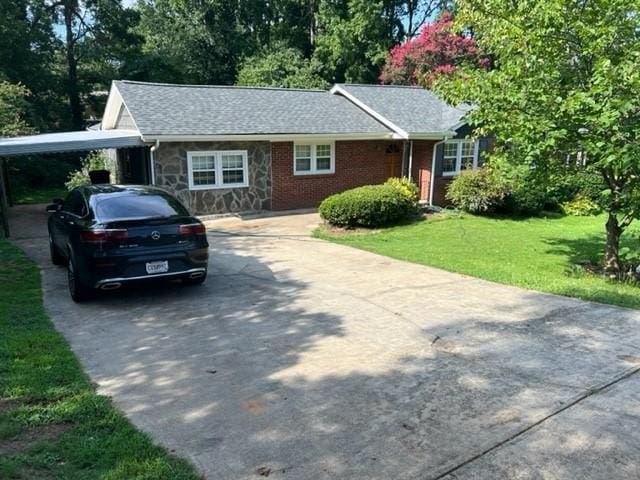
[[429, 139, 446, 206]]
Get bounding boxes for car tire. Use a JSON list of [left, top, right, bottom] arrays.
[[49, 233, 65, 266], [183, 272, 207, 286], [67, 257, 93, 302]]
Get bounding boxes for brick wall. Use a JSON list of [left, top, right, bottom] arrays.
[[432, 176, 453, 206], [271, 140, 397, 210]]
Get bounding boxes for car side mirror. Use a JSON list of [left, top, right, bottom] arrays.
[[46, 203, 61, 213]]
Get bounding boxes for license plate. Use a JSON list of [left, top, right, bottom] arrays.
[[145, 261, 169, 274]]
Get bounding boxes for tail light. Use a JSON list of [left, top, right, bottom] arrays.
[[80, 229, 128, 244], [179, 223, 206, 235]]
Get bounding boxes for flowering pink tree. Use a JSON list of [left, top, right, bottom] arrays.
[[380, 12, 487, 86]]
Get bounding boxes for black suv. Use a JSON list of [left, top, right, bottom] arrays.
[[47, 185, 209, 302]]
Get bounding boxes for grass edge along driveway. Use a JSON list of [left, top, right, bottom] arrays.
[[314, 212, 640, 310], [0, 240, 201, 480]]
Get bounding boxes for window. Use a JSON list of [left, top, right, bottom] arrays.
[[187, 150, 248, 189], [94, 193, 189, 222], [63, 191, 88, 217], [442, 140, 478, 176], [294, 143, 334, 175]]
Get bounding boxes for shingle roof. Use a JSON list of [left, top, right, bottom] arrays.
[[332, 84, 470, 136], [114, 81, 392, 137]]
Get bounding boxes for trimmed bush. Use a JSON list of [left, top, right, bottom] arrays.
[[560, 194, 602, 216], [385, 177, 420, 204], [319, 184, 415, 228], [446, 168, 508, 213]]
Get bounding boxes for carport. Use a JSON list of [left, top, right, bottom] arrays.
[[0, 129, 147, 237]]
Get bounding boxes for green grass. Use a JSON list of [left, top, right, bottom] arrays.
[[0, 240, 201, 479], [315, 212, 640, 310], [13, 186, 67, 205]]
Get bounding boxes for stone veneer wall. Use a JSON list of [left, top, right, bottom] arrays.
[[154, 141, 271, 215]]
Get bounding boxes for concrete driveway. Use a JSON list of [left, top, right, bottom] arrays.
[[10, 205, 640, 479]]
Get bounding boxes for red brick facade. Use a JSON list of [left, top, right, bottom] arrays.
[[272, 140, 397, 210], [270, 139, 446, 210]]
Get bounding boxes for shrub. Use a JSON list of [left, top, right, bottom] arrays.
[[560, 194, 602, 216], [385, 177, 420, 204], [446, 168, 507, 213], [9, 155, 78, 190], [319, 184, 415, 228], [502, 182, 547, 215], [65, 151, 108, 190]]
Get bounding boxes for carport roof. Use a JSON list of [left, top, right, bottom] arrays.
[[0, 129, 144, 157]]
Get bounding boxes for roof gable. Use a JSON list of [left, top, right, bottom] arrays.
[[330, 84, 470, 138]]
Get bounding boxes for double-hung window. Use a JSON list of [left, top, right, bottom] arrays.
[[441, 140, 478, 176], [294, 143, 335, 175], [187, 150, 249, 190]]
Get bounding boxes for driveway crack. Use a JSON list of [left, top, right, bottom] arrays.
[[429, 364, 640, 480]]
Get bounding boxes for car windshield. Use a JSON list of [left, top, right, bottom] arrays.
[[93, 193, 189, 221]]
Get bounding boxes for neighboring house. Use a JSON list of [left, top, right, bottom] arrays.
[[100, 80, 493, 215]]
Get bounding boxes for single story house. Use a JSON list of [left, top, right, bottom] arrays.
[[2, 81, 493, 217]]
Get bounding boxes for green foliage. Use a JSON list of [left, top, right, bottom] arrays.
[[560, 195, 602, 217], [9, 156, 78, 193], [446, 168, 507, 213], [0, 240, 200, 478], [384, 177, 420, 203], [0, 81, 33, 137], [319, 184, 415, 228], [65, 151, 109, 191], [438, 0, 640, 270], [236, 45, 329, 89]]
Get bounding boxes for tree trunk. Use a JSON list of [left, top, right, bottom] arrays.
[[604, 213, 622, 276], [64, 0, 84, 130]]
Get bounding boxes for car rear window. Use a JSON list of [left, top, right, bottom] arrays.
[[93, 193, 189, 221]]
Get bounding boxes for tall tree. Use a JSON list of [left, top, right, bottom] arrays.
[[440, 0, 640, 275], [47, 0, 141, 129], [313, 0, 403, 83], [0, 0, 59, 131], [236, 44, 329, 89], [380, 11, 485, 86], [0, 82, 34, 137], [137, 0, 246, 84]]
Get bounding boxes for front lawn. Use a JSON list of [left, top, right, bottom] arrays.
[[0, 240, 200, 479], [315, 212, 640, 310]]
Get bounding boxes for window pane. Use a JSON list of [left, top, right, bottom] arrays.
[[192, 155, 215, 171], [317, 157, 331, 171], [94, 193, 189, 221], [442, 158, 457, 172], [221, 154, 243, 169], [316, 144, 331, 157], [223, 170, 244, 184], [295, 145, 311, 158], [193, 171, 216, 185], [296, 158, 311, 171], [444, 142, 458, 157], [461, 141, 474, 157]]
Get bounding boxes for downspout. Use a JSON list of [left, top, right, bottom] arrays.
[[149, 139, 160, 185], [408, 140, 413, 180], [429, 140, 445, 206]]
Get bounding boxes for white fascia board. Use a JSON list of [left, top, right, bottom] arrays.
[[141, 132, 396, 143], [406, 131, 456, 140], [330, 85, 410, 139]]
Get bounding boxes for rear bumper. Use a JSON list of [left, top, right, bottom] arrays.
[[94, 267, 207, 289]]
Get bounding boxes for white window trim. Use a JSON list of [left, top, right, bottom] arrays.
[[441, 139, 479, 177], [187, 150, 249, 190], [293, 142, 335, 175]]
